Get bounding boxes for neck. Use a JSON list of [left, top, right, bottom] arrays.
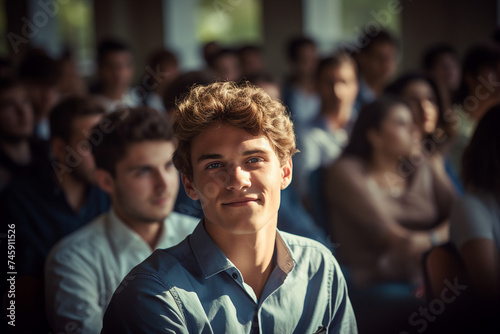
[[321, 106, 350, 131], [205, 215, 277, 299], [0, 139, 31, 165], [114, 206, 163, 250], [58, 172, 89, 212]]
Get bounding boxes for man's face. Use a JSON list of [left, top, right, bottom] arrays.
[[109, 141, 179, 225], [99, 51, 134, 92], [183, 123, 292, 235], [25, 82, 60, 119], [359, 42, 397, 84], [66, 114, 103, 183], [0, 85, 34, 141], [317, 64, 359, 117]]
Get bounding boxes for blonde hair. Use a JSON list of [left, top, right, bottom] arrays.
[[172, 81, 297, 180]]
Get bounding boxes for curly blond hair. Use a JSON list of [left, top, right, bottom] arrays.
[[172, 81, 297, 180]]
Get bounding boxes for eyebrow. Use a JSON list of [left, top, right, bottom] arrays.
[[195, 149, 269, 164]]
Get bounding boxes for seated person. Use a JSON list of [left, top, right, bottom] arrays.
[[324, 96, 454, 333], [18, 49, 62, 140], [45, 107, 198, 334], [0, 77, 50, 191], [1, 97, 110, 332], [92, 38, 138, 112], [293, 53, 359, 201], [385, 73, 458, 193], [450, 105, 500, 316], [101, 82, 357, 333]]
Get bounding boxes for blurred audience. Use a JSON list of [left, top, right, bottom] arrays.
[[246, 72, 281, 99], [58, 49, 87, 98], [451, 105, 500, 301], [283, 36, 320, 130], [45, 108, 198, 334], [422, 43, 461, 102], [202, 40, 222, 70], [385, 73, 458, 192], [0, 78, 50, 191], [211, 48, 241, 82], [237, 45, 266, 78], [1, 97, 110, 333], [18, 50, 62, 140], [141, 48, 179, 112], [448, 45, 500, 179], [93, 38, 138, 112], [0, 57, 15, 79], [294, 53, 359, 202], [353, 30, 398, 111]]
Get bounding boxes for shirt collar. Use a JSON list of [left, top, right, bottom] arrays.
[[189, 220, 295, 279], [106, 208, 167, 255]]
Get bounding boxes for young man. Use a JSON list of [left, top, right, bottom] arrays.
[[354, 30, 398, 110], [93, 38, 138, 112], [0, 77, 50, 190], [0, 97, 110, 332], [45, 108, 198, 334], [101, 82, 357, 333], [294, 53, 359, 200]]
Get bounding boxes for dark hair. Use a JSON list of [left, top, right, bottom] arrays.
[[456, 45, 500, 103], [237, 45, 262, 56], [316, 52, 357, 79], [385, 72, 455, 150], [97, 38, 131, 65], [18, 51, 61, 86], [287, 36, 316, 62], [92, 107, 174, 176], [359, 30, 398, 53], [422, 43, 458, 71], [343, 95, 407, 160], [147, 48, 178, 70], [49, 96, 106, 143], [162, 71, 214, 114], [462, 104, 500, 195]]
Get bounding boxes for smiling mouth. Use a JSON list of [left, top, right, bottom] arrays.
[[222, 199, 260, 206]]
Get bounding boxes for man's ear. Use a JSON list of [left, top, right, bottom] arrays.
[[280, 157, 293, 190], [95, 169, 115, 195], [181, 174, 200, 200]]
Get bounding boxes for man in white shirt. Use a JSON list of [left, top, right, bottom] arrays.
[[44, 107, 198, 334]]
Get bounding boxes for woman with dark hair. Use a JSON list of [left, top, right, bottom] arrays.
[[324, 96, 455, 332], [385, 73, 460, 192], [450, 105, 500, 301]]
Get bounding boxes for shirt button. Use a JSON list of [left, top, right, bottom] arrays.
[[232, 272, 238, 280]]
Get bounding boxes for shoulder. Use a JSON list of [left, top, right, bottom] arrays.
[[280, 231, 339, 269], [47, 213, 109, 265]]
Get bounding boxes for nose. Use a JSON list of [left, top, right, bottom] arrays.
[[154, 169, 168, 194], [225, 165, 251, 191]]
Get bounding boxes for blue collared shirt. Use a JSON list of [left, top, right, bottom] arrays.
[[102, 221, 357, 333]]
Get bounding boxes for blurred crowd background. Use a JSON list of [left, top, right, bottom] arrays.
[[1, 0, 500, 333]]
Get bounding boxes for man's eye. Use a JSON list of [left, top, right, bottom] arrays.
[[247, 157, 262, 164], [137, 167, 151, 175], [206, 162, 223, 169]]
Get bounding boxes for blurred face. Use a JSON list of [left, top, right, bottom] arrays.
[[240, 50, 264, 76], [401, 80, 439, 135], [65, 114, 103, 183], [25, 83, 60, 119], [214, 54, 241, 82], [370, 104, 416, 158], [317, 63, 359, 118], [109, 141, 179, 225], [295, 44, 318, 77], [257, 82, 281, 100], [359, 42, 397, 84], [182, 123, 292, 235], [429, 53, 460, 92], [0, 85, 34, 141], [99, 51, 134, 92]]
